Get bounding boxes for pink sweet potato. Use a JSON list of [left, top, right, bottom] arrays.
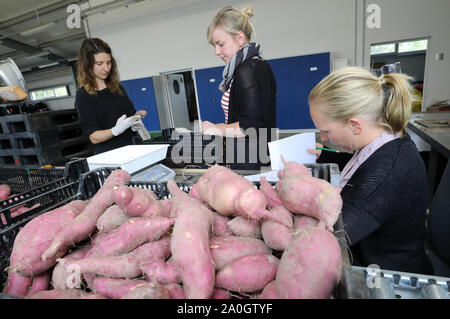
[[168, 179, 215, 299], [293, 214, 320, 230], [8, 199, 88, 276], [86, 216, 174, 257], [261, 220, 292, 251], [259, 176, 283, 208], [27, 271, 50, 295], [211, 288, 232, 299], [165, 283, 186, 299], [211, 212, 233, 237], [121, 281, 171, 299], [275, 226, 342, 299], [60, 254, 142, 279], [131, 235, 172, 264], [42, 169, 131, 262], [93, 277, 163, 299], [255, 280, 277, 299], [228, 216, 261, 238], [113, 185, 168, 218], [141, 259, 181, 284], [96, 204, 129, 232], [209, 236, 272, 270], [215, 253, 279, 293], [51, 246, 91, 290], [2, 271, 32, 297], [276, 162, 342, 231], [192, 165, 289, 226], [277, 156, 311, 178], [0, 184, 11, 200], [25, 288, 106, 299]]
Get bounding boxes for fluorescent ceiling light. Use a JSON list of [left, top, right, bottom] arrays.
[[20, 22, 58, 37]]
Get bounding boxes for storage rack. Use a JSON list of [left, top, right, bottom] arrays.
[[0, 109, 94, 166]]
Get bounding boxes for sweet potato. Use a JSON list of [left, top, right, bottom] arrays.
[[59, 254, 142, 279], [168, 179, 215, 299], [27, 271, 50, 295], [0, 184, 11, 200], [121, 281, 171, 299], [165, 283, 185, 299], [131, 235, 172, 264], [275, 226, 342, 299], [259, 176, 283, 208], [255, 280, 277, 299], [276, 162, 342, 231], [113, 185, 169, 218], [209, 236, 272, 270], [211, 212, 233, 237], [8, 199, 88, 276], [261, 220, 292, 251], [277, 156, 311, 178], [42, 169, 131, 262], [93, 277, 164, 299], [293, 214, 320, 230], [25, 288, 106, 299], [51, 246, 90, 290], [96, 204, 129, 232], [228, 216, 261, 238], [215, 253, 279, 293], [191, 165, 289, 226], [212, 288, 232, 299], [2, 271, 32, 297], [141, 259, 181, 284], [86, 216, 174, 257]]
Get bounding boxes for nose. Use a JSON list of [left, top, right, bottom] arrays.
[[214, 46, 221, 56], [320, 132, 328, 142]]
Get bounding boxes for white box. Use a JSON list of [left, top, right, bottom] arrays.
[[87, 144, 170, 174]]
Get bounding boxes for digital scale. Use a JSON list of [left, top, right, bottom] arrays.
[[131, 163, 176, 182]]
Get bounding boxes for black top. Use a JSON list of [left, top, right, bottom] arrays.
[[339, 135, 432, 275], [75, 86, 136, 155], [226, 58, 277, 170]]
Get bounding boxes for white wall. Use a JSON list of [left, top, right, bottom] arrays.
[[364, 0, 450, 109], [86, 0, 450, 109], [86, 0, 357, 77]]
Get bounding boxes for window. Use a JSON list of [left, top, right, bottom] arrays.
[[398, 39, 428, 53], [371, 39, 428, 55], [371, 43, 396, 55], [30, 86, 69, 101]]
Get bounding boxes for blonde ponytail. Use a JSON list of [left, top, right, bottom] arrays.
[[309, 67, 415, 134]]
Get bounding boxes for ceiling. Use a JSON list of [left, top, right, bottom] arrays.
[[0, 0, 149, 74]]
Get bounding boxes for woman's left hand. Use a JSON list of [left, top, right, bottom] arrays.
[[135, 110, 147, 118]]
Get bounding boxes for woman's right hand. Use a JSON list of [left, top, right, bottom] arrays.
[[307, 142, 323, 159]]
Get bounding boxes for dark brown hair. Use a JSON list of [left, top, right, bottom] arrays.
[[76, 38, 123, 95]]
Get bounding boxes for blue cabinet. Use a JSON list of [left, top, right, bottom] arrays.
[[195, 52, 330, 130], [121, 77, 160, 131], [194, 66, 224, 124]]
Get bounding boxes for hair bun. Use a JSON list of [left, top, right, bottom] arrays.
[[242, 5, 254, 18]]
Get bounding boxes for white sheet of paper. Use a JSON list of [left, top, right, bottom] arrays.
[[268, 132, 317, 171], [244, 170, 280, 182]]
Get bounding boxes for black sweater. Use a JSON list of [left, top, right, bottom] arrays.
[[227, 58, 277, 170], [75, 86, 136, 155], [339, 135, 432, 275]]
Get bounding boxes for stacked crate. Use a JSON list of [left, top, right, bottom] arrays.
[[0, 109, 93, 167]]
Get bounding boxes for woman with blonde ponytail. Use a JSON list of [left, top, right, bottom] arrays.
[[308, 66, 432, 275], [202, 5, 277, 170]]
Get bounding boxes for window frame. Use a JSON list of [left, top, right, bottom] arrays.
[[29, 85, 70, 102]]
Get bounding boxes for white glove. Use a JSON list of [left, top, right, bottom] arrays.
[[111, 114, 141, 136]]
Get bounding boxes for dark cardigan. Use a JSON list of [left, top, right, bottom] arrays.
[[340, 135, 433, 275], [226, 58, 277, 170]]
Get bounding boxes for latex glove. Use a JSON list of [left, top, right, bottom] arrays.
[[111, 114, 140, 136]]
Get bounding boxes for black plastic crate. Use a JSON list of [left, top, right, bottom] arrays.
[[0, 158, 89, 195], [9, 129, 59, 149]]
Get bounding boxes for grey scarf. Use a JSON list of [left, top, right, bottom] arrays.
[[218, 42, 263, 93]]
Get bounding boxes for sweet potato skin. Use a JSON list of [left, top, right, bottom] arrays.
[[215, 253, 279, 293], [2, 271, 32, 297], [275, 227, 342, 299]]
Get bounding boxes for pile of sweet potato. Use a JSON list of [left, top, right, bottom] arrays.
[[1, 162, 343, 299]]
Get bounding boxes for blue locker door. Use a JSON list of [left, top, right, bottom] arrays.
[[194, 66, 225, 124], [120, 80, 133, 98], [291, 52, 330, 129], [129, 77, 160, 131], [268, 57, 294, 129]]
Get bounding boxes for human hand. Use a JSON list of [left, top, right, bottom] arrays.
[[111, 114, 141, 136], [307, 142, 323, 159], [202, 121, 221, 136]]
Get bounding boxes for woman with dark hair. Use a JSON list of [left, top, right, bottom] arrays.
[[75, 38, 146, 154]]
